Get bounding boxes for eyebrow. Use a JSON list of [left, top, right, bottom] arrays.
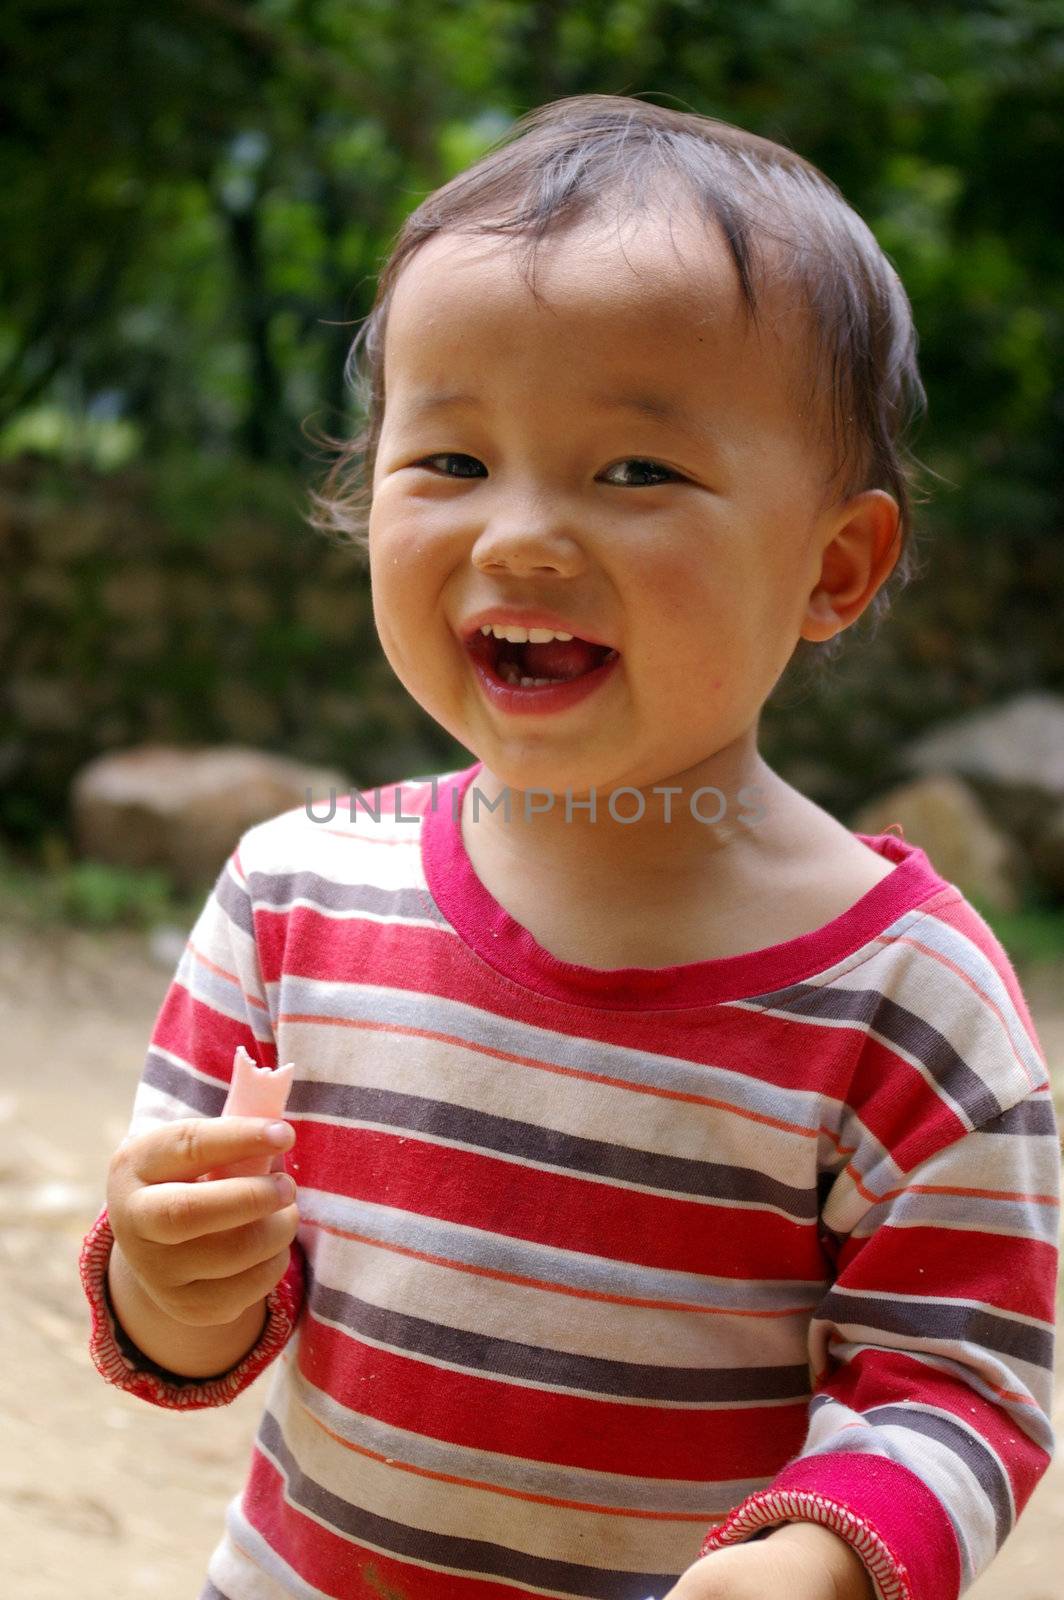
[[401, 388, 711, 442]]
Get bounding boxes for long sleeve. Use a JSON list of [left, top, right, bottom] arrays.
[[698, 1036, 1060, 1600], [78, 840, 305, 1410]]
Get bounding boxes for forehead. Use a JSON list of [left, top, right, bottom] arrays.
[[392, 208, 740, 329], [384, 207, 813, 430]]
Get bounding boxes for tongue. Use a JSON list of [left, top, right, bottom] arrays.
[[518, 638, 607, 681]]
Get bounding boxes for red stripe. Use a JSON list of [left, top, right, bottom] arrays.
[[294, 1385, 717, 1521], [834, 1222, 1059, 1321], [292, 1117, 827, 1280], [241, 1446, 533, 1599], [296, 1313, 809, 1480], [152, 984, 277, 1075], [845, 1033, 969, 1170], [254, 899, 1020, 1189], [824, 1346, 1052, 1511], [282, 1007, 831, 1150]]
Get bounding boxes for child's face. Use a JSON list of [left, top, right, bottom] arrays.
[[369, 206, 851, 800]]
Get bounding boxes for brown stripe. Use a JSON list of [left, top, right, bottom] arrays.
[[749, 982, 1004, 1124], [142, 1050, 226, 1116], [290, 1077, 816, 1217], [312, 1280, 809, 1403], [816, 1287, 1053, 1369], [258, 1408, 682, 1597], [245, 867, 436, 925]]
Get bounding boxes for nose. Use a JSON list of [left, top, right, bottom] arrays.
[[470, 509, 586, 577]]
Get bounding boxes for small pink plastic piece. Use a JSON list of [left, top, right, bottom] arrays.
[[198, 1045, 296, 1182]]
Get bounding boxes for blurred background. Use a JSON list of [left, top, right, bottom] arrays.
[[0, 2, 1061, 1596]]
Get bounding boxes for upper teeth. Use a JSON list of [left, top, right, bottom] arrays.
[[480, 624, 574, 643]]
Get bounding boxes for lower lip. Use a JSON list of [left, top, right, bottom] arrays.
[[467, 645, 621, 715]]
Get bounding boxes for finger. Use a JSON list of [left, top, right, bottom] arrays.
[[177, 1204, 300, 1282], [168, 1247, 294, 1327], [125, 1117, 295, 1186], [136, 1171, 297, 1245]]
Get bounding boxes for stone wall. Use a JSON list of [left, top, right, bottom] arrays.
[[3, 452, 1062, 859], [0, 455, 463, 852]]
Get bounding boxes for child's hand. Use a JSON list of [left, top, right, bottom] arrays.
[[105, 1116, 299, 1327], [660, 1523, 875, 1600]]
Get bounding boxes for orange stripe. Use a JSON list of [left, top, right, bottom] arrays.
[[865, 1346, 1042, 1410], [844, 1163, 1057, 1209], [302, 1218, 817, 1319], [870, 928, 1045, 1087], [187, 938, 270, 1013], [278, 1010, 845, 1150], [291, 1380, 719, 1523]]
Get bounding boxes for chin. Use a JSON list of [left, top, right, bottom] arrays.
[[478, 752, 628, 804]]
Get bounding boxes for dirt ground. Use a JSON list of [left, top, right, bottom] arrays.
[[1, 920, 1061, 1600]]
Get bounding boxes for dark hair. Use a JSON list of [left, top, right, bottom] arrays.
[[305, 93, 933, 678]]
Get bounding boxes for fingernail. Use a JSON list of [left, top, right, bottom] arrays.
[[273, 1172, 296, 1200], [265, 1121, 293, 1146]]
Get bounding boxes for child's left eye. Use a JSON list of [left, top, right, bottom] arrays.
[[413, 454, 680, 486], [600, 459, 681, 487]]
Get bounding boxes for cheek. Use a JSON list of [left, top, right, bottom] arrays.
[[635, 554, 742, 661], [369, 485, 457, 576], [368, 523, 460, 691], [631, 535, 785, 695], [369, 497, 434, 593]]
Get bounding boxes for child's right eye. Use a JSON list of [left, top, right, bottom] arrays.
[[414, 453, 486, 478]]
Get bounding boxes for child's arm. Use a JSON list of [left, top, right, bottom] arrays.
[[688, 945, 1060, 1600], [79, 841, 306, 1409], [652, 1519, 874, 1600]]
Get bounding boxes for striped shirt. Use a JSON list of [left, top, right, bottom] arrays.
[[79, 760, 1060, 1600]]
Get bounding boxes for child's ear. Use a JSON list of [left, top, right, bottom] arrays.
[[799, 488, 901, 642]]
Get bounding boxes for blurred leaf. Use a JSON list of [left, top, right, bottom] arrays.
[[57, 862, 175, 928]]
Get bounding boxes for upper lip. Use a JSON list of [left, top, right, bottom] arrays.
[[458, 607, 616, 649]]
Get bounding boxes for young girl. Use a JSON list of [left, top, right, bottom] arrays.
[[80, 95, 1059, 1600]]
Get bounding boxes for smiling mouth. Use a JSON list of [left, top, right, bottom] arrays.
[[467, 630, 619, 686]]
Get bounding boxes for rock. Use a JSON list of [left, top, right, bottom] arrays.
[[899, 692, 1064, 848], [851, 773, 1025, 913], [71, 744, 352, 893]]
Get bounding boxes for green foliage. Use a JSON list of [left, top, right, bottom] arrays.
[[0, 838, 198, 930], [147, 449, 303, 546], [3, 0, 1062, 498], [55, 861, 175, 928], [967, 891, 1064, 969], [1, 0, 1062, 854]]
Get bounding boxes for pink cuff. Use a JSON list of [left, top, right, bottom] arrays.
[[78, 1205, 304, 1410], [698, 1451, 962, 1600]]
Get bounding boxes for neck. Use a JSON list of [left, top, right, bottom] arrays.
[[461, 732, 802, 891]]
